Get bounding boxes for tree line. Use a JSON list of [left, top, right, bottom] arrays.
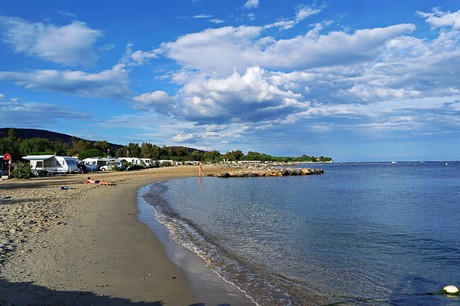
[[0, 128, 332, 163]]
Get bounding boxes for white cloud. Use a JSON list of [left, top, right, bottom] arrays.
[[133, 90, 176, 114], [210, 18, 225, 24], [418, 8, 460, 29], [0, 64, 131, 99], [296, 5, 322, 22], [162, 25, 263, 73], [192, 14, 224, 24], [161, 23, 415, 73], [176, 66, 308, 124], [346, 84, 421, 102], [130, 50, 157, 64], [244, 0, 259, 9], [172, 132, 196, 143], [0, 16, 103, 66], [266, 4, 322, 30], [193, 14, 213, 19], [145, 8, 460, 148], [0, 96, 91, 128], [120, 44, 158, 66]]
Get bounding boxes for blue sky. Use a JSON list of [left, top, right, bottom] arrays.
[[0, 0, 459, 161]]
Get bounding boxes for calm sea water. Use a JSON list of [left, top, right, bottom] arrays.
[[142, 161, 460, 305]]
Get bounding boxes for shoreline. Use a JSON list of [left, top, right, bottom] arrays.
[[0, 165, 249, 305], [137, 184, 255, 305]]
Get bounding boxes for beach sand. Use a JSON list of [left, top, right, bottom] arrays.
[[0, 165, 252, 305]]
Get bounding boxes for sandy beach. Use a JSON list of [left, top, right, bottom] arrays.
[[0, 165, 251, 305]]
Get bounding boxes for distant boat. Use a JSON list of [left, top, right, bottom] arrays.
[[391, 161, 397, 164]]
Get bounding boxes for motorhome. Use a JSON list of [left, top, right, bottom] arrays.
[[158, 159, 175, 166], [23, 155, 78, 176], [140, 158, 157, 168], [118, 157, 143, 166], [100, 159, 126, 171], [82, 158, 113, 172]]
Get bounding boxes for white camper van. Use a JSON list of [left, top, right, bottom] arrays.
[[23, 155, 78, 176], [82, 157, 111, 172]]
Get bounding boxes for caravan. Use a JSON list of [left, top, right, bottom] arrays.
[[23, 155, 78, 176]]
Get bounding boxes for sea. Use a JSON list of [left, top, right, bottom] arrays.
[[138, 161, 460, 305]]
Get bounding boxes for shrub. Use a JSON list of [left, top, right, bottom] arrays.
[[12, 162, 31, 179]]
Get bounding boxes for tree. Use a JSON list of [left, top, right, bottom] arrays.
[[203, 150, 222, 162], [244, 151, 272, 161], [19, 138, 54, 156], [0, 129, 20, 160], [151, 145, 160, 160], [140, 142, 153, 158], [225, 150, 244, 161], [70, 138, 92, 156], [160, 145, 169, 159], [187, 150, 203, 161], [94, 141, 111, 157], [78, 148, 103, 160], [52, 140, 69, 156], [123, 143, 140, 157]]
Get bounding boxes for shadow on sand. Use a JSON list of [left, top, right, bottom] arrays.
[[0, 277, 162, 306], [0, 277, 232, 306]]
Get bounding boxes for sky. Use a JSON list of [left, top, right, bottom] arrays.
[[0, 0, 459, 162]]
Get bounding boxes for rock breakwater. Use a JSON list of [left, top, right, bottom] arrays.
[[210, 167, 324, 178]]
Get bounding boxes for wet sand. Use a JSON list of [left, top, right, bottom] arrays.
[[0, 165, 249, 305]]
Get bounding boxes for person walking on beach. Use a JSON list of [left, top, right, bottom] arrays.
[[198, 163, 203, 177]]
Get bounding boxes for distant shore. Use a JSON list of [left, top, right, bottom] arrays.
[[0, 165, 251, 305]]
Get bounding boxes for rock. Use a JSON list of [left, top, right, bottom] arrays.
[[214, 167, 324, 178]]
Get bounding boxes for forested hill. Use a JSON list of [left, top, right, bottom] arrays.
[[0, 128, 333, 163], [0, 128, 121, 148]]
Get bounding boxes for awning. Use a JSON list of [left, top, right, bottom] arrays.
[[22, 155, 55, 161]]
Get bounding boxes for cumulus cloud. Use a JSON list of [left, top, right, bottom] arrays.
[[175, 66, 308, 124], [161, 23, 415, 73], [161, 25, 262, 73], [0, 16, 103, 66], [172, 132, 196, 143], [133, 6, 460, 149], [0, 64, 131, 99], [133, 90, 176, 114], [103, 7, 460, 159], [4, 6, 456, 155]]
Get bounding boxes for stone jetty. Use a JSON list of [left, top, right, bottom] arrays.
[[209, 167, 324, 178]]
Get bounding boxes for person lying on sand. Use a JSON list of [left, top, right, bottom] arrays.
[[84, 177, 113, 185]]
